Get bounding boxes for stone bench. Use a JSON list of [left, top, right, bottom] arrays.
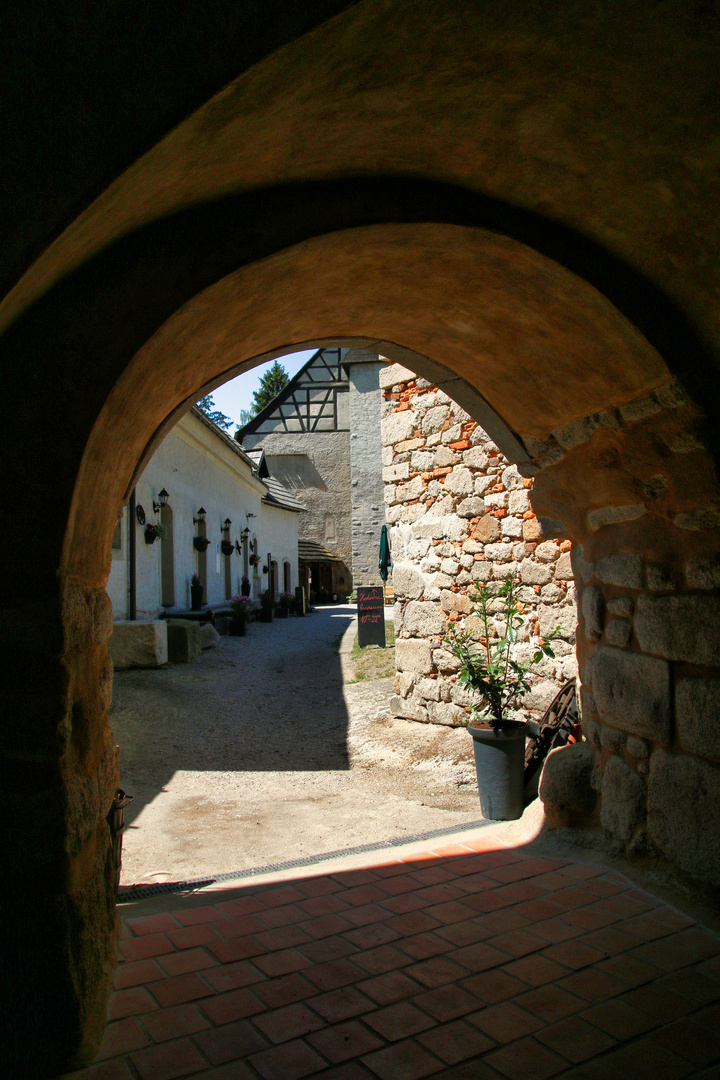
[[109, 620, 168, 669], [166, 619, 202, 663]]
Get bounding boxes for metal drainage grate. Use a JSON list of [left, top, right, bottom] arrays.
[[117, 817, 494, 902]]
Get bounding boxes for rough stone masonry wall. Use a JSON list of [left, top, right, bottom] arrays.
[[381, 364, 577, 727], [348, 358, 386, 587]]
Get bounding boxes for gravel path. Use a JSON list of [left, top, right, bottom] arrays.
[[111, 604, 482, 885]]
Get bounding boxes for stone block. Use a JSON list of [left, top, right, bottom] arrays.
[[199, 623, 221, 649], [471, 561, 493, 582], [520, 559, 554, 586], [440, 590, 474, 614], [554, 553, 573, 581], [605, 620, 631, 647], [446, 518, 470, 541], [601, 756, 645, 841], [607, 596, 633, 616], [627, 736, 649, 758], [592, 645, 671, 743], [383, 462, 410, 482], [394, 671, 416, 699], [411, 451, 435, 471], [433, 445, 455, 467], [538, 603, 576, 639], [432, 647, 461, 673], [426, 700, 468, 726], [648, 750, 720, 883], [635, 594, 720, 666], [686, 556, 720, 590], [581, 586, 604, 640], [382, 410, 417, 445], [415, 677, 441, 702], [396, 475, 426, 503], [475, 516, 501, 542], [390, 693, 429, 723], [412, 518, 444, 539], [539, 742, 596, 824], [570, 546, 595, 584], [444, 468, 474, 496], [166, 619, 202, 663], [379, 363, 416, 389], [522, 517, 542, 541], [404, 600, 445, 637], [396, 637, 434, 674], [108, 620, 168, 669], [474, 475, 494, 497], [645, 564, 676, 593], [508, 489, 530, 515], [596, 554, 643, 589], [587, 504, 646, 531], [462, 446, 488, 469], [422, 405, 451, 434], [675, 678, 720, 763], [393, 563, 426, 600], [457, 496, 485, 518], [535, 541, 560, 564]]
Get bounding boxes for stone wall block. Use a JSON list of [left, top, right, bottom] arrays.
[[539, 742, 597, 825], [432, 647, 461, 673], [426, 700, 468, 726], [581, 587, 604, 640], [535, 541, 560, 564], [554, 553, 573, 580], [475, 515, 501, 542], [457, 496, 485, 518], [415, 677, 441, 701], [463, 446, 488, 469], [383, 462, 410, 482], [440, 589, 473, 614], [596, 554, 643, 589], [444, 468, 474, 496], [394, 671, 416, 698], [587, 504, 646, 532], [390, 694, 429, 723], [648, 750, 720, 883], [382, 410, 417, 445], [396, 637, 434, 674], [379, 363, 416, 389], [635, 594, 720, 666], [64, 773, 102, 858], [686, 556, 720, 590], [605, 619, 631, 647], [570, 546, 595, 584], [626, 736, 649, 758], [422, 405, 451, 434], [592, 645, 671, 743], [601, 754, 646, 842], [404, 600, 445, 636], [675, 678, 720, 763], [645, 564, 676, 593], [392, 563, 426, 600]]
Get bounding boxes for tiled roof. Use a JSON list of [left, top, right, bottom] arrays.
[[262, 476, 306, 513], [298, 539, 343, 562]]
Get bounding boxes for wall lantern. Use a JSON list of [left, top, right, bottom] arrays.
[[240, 526, 250, 543], [222, 518, 232, 534], [153, 488, 169, 514], [193, 506, 206, 525]]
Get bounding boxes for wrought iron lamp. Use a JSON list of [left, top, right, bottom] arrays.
[[153, 488, 169, 514]]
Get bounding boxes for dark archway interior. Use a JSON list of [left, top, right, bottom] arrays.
[[3, 2, 720, 1072]]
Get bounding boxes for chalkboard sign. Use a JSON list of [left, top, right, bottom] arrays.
[[357, 586, 386, 648]]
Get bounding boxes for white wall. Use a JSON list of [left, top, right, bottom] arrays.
[[109, 411, 300, 619]]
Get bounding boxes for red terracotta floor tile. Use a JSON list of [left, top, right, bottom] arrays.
[[502, 953, 568, 987], [256, 904, 307, 929], [96, 1017, 150, 1060], [149, 972, 215, 1009], [301, 913, 356, 939], [509, 898, 564, 922], [166, 923, 222, 951], [484, 863, 536, 885], [253, 1001, 326, 1044], [362, 1038, 442, 1079], [114, 958, 166, 989], [141, 1002, 211, 1043], [654, 1016, 720, 1066], [564, 906, 619, 931], [301, 934, 360, 961], [583, 1037, 695, 1079], [252, 972, 316, 1008], [460, 969, 527, 1004], [344, 903, 393, 928], [157, 947, 219, 977], [377, 874, 426, 897], [183, 1063, 256, 1080], [207, 934, 266, 964], [450, 941, 512, 973], [109, 986, 159, 1020], [66, 1061, 136, 1080], [259, 885, 308, 908], [529, 917, 585, 944], [353, 944, 409, 975], [369, 860, 408, 878], [466, 1001, 543, 1043], [461, 890, 513, 915], [581, 996, 659, 1040], [334, 868, 381, 887], [172, 905, 227, 927], [436, 919, 492, 947], [535, 1015, 617, 1063], [364, 1000, 437, 1041], [343, 884, 388, 905], [596, 952, 664, 987], [414, 984, 482, 1022], [254, 925, 312, 951], [660, 969, 720, 1005], [632, 928, 720, 971], [417, 1017, 495, 1063], [126, 914, 181, 937], [423, 900, 477, 926], [515, 984, 586, 1023], [411, 865, 459, 885], [556, 967, 626, 1003], [307, 1019, 383, 1063], [248, 1037, 328, 1080], [303, 957, 367, 991], [396, 932, 455, 960], [120, 933, 175, 962], [293, 875, 347, 896], [494, 881, 549, 903], [252, 948, 312, 977], [359, 970, 424, 1005], [130, 1037, 207, 1080], [484, 1036, 567, 1080], [214, 895, 266, 917], [200, 987, 266, 1026], [408, 955, 469, 989], [580, 926, 639, 956], [193, 1018, 269, 1064], [380, 892, 431, 915], [621, 982, 695, 1023], [343, 922, 400, 950], [479, 910, 532, 935], [298, 894, 351, 917], [487, 930, 547, 958], [540, 939, 606, 970], [307, 985, 376, 1023]]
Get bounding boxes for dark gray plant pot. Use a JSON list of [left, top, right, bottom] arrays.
[[468, 720, 528, 821]]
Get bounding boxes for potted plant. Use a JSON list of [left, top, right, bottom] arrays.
[[240, 575, 251, 597], [221, 539, 234, 556], [444, 574, 565, 821], [276, 591, 293, 618], [258, 589, 275, 622], [229, 595, 253, 635], [249, 553, 261, 570], [193, 535, 211, 552], [190, 572, 204, 610], [143, 522, 167, 545]]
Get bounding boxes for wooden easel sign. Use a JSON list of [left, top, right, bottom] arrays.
[[357, 586, 386, 648]]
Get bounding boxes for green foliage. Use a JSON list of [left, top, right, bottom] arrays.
[[444, 575, 565, 729], [235, 408, 255, 432], [251, 360, 289, 414], [196, 394, 233, 431]]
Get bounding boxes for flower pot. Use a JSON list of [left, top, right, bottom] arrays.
[[229, 618, 246, 636], [221, 540, 234, 556], [144, 528, 158, 544], [468, 720, 527, 821], [193, 536, 210, 552], [258, 607, 273, 622], [241, 583, 251, 597], [190, 583, 204, 611]]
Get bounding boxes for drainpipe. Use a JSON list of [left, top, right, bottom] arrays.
[[129, 488, 137, 621]]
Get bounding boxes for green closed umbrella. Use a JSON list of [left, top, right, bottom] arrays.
[[378, 524, 392, 582]]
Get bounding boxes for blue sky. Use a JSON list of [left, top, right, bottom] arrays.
[[208, 350, 316, 428]]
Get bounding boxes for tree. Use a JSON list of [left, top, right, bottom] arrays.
[[251, 360, 289, 414], [196, 394, 232, 430], [235, 408, 255, 431]]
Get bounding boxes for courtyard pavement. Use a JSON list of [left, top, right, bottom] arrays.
[[65, 829, 720, 1080]]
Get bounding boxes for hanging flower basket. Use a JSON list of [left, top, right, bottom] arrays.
[[144, 523, 167, 544], [221, 540, 234, 556], [193, 536, 211, 552]]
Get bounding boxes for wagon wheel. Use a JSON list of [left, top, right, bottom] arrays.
[[524, 680, 580, 800]]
